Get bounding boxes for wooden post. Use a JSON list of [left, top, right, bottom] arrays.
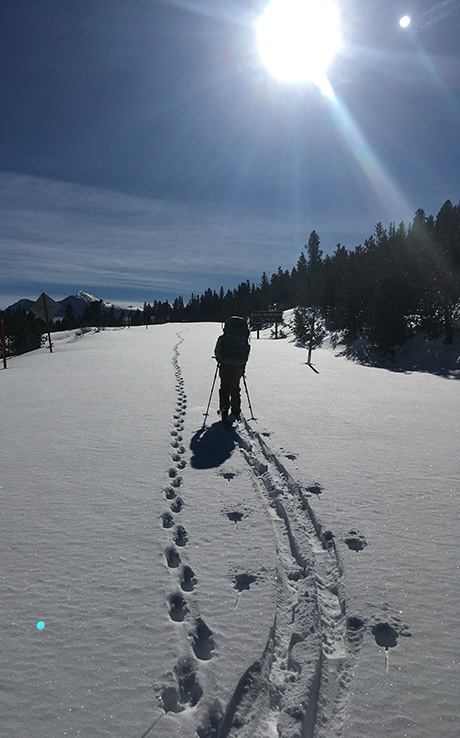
[[1, 315, 7, 369], [307, 312, 316, 364]]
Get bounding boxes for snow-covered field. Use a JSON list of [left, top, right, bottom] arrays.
[[1, 322, 459, 738]]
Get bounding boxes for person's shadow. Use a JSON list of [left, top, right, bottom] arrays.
[[190, 423, 236, 469]]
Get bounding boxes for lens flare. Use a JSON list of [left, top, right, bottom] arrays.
[[256, 0, 342, 91]]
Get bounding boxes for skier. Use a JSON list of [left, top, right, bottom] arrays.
[[214, 316, 250, 422]]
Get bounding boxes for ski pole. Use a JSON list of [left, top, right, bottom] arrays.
[[242, 374, 255, 420], [203, 362, 219, 427]]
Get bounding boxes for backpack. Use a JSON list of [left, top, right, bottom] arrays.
[[218, 316, 250, 364]]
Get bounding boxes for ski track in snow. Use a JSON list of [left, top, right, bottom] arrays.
[[148, 332, 373, 738], [215, 422, 365, 738]]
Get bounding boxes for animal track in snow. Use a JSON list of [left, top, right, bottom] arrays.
[[174, 525, 188, 547], [175, 657, 202, 705], [306, 482, 323, 497], [160, 657, 203, 713], [168, 592, 189, 622], [227, 511, 244, 525], [233, 573, 257, 591], [372, 621, 398, 648], [170, 497, 183, 514], [180, 565, 197, 592], [162, 512, 174, 528], [160, 686, 182, 714], [165, 546, 181, 568], [190, 618, 215, 661], [344, 529, 368, 552], [164, 486, 176, 500]]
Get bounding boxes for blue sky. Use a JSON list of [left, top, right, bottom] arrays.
[[2, 0, 460, 309]]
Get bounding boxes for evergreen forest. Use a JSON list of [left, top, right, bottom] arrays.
[[2, 199, 460, 359]]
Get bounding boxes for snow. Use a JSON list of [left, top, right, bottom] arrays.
[[1, 322, 459, 738]]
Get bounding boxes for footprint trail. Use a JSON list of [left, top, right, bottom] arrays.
[[151, 331, 366, 738], [155, 332, 215, 723]]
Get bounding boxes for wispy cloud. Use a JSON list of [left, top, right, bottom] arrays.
[[0, 171, 414, 307], [0, 173, 294, 300], [419, 0, 460, 29]]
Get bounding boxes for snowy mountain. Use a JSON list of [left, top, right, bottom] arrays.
[[56, 291, 126, 318], [4, 290, 127, 318], [1, 322, 459, 738]]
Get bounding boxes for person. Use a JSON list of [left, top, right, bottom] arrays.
[[214, 316, 250, 421]]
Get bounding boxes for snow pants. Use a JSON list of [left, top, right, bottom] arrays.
[[219, 363, 245, 416]]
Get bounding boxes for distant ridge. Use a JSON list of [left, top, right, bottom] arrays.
[[5, 298, 34, 312], [4, 291, 127, 319]]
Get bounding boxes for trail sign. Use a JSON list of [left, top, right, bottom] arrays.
[[30, 293, 60, 322], [30, 293, 60, 353], [251, 310, 283, 339], [251, 311, 283, 324]]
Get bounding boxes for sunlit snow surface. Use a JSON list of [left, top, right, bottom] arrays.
[[1, 323, 459, 737]]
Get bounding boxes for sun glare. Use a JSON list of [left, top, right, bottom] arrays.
[[256, 0, 342, 89]]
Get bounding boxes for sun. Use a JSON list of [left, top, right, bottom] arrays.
[[256, 0, 342, 89]]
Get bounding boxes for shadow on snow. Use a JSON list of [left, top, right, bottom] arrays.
[[190, 422, 236, 470]]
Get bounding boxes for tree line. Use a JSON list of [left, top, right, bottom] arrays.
[[2, 199, 459, 358], [141, 199, 460, 356]]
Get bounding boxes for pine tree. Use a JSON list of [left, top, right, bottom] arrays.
[[3, 308, 43, 355], [291, 306, 310, 345], [305, 230, 323, 306]]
